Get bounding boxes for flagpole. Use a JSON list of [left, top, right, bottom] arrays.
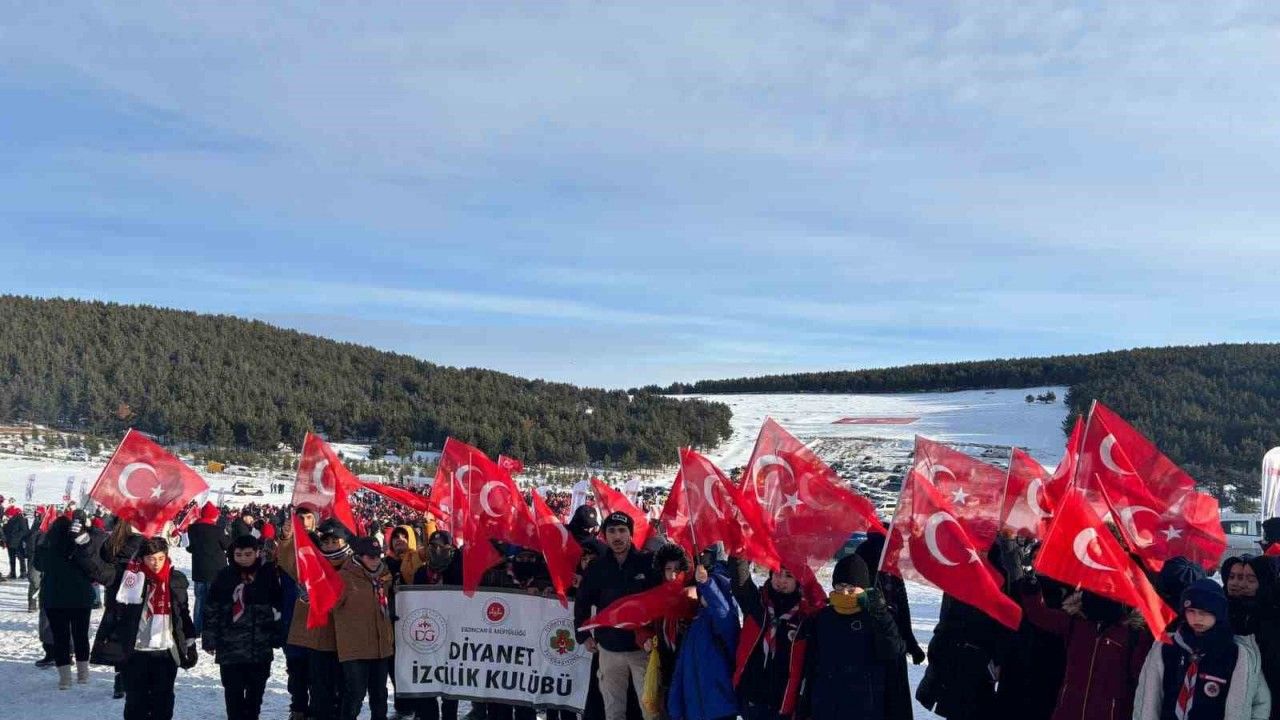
[[682, 448, 700, 555], [997, 446, 1015, 533]]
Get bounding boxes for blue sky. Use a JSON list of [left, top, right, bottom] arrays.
[[4, 2, 1280, 388]]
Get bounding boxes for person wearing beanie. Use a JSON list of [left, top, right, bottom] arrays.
[[1134, 578, 1271, 720], [575, 511, 658, 720], [332, 535, 394, 720], [666, 549, 740, 720], [279, 515, 353, 720], [795, 553, 903, 720], [186, 501, 232, 637], [4, 504, 31, 579], [204, 532, 282, 720], [1158, 557, 1209, 633], [727, 552, 807, 720]]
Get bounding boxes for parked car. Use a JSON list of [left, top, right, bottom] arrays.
[[230, 479, 264, 496]]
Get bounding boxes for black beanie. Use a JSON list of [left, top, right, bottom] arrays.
[[832, 553, 871, 588]]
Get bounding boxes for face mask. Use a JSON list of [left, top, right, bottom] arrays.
[[829, 591, 862, 615], [428, 546, 455, 571]]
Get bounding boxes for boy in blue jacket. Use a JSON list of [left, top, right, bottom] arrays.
[[668, 555, 741, 720]]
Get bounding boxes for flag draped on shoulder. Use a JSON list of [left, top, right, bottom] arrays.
[[882, 462, 1022, 630], [912, 436, 1006, 548], [676, 448, 780, 569], [1034, 485, 1174, 637], [738, 418, 883, 580], [292, 514, 345, 629], [294, 432, 361, 535], [590, 477, 652, 549], [1075, 402, 1226, 571], [90, 429, 209, 537], [533, 491, 581, 606]]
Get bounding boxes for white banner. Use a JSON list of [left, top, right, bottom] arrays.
[[394, 587, 590, 711], [24, 474, 35, 503], [1262, 447, 1280, 519], [570, 480, 590, 515], [63, 477, 75, 503]]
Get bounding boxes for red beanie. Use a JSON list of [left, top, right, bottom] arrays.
[[91, 517, 105, 530], [4, 506, 19, 518], [261, 522, 276, 540], [199, 502, 221, 523]]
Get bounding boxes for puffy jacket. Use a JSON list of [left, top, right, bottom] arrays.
[[668, 564, 740, 720], [91, 566, 197, 670], [1134, 634, 1271, 720], [1020, 588, 1149, 720], [332, 557, 395, 662], [799, 589, 906, 720], [36, 518, 111, 609], [203, 560, 283, 665], [915, 594, 1010, 720]]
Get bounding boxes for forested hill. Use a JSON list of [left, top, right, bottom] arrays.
[[660, 344, 1280, 493], [0, 296, 730, 465]]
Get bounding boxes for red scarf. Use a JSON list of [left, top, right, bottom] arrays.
[[232, 567, 256, 623], [142, 558, 173, 618], [760, 589, 802, 665]]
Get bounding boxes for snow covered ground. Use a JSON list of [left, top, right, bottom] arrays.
[[0, 388, 1074, 719]]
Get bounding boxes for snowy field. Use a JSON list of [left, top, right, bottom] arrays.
[[0, 388, 1075, 719]]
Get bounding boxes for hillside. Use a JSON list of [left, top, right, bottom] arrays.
[[0, 296, 731, 465], [659, 344, 1280, 496]]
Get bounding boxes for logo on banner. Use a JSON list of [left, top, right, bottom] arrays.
[[540, 618, 581, 666], [403, 607, 448, 654], [484, 598, 509, 625]]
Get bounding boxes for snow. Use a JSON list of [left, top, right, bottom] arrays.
[[0, 387, 1071, 719]]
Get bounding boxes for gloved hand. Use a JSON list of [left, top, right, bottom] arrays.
[[910, 646, 926, 665], [74, 532, 91, 546], [70, 520, 83, 535]]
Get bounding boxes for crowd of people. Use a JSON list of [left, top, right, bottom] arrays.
[[4, 490, 1280, 720]]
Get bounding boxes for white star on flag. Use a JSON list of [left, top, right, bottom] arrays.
[[149, 484, 165, 500], [967, 548, 982, 563], [1161, 525, 1183, 541], [950, 487, 969, 505], [779, 491, 802, 515]]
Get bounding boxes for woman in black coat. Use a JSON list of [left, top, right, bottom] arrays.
[[93, 519, 147, 698], [36, 513, 111, 689]]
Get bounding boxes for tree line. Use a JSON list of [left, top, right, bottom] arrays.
[[0, 296, 731, 466], [655, 344, 1280, 503]]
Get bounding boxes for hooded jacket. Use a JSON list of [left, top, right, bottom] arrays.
[[1134, 630, 1271, 720], [667, 563, 740, 720]]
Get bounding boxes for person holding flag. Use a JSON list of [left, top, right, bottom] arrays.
[[278, 517, 352, 720], [727, 552, 807, 720], [1133, 578, 1271, 720], [665, 548, 740, 720], [574, 511, 660, 720]]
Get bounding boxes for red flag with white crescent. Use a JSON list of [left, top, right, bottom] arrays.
[[429, 441, 471, 540], [1000, 448, 1055, 539], [356, 479, 441, 518], [293, 433, 361, 535], [590, 477, 652, 549], [1034, 485, 1174, 637], [657, 469, 693, 558], [1075, 402, 1226, 572], [678, 448, 780, 569], [579, 577, 697, 631], [292, 515, 346, 629], [533, 491, 581, 606], [912, 436, 1007, 548], [497, 454, 525, 475], [89, 429, 209, 537], [881, 465, 1022, 630], [739, 418, 884, 576], [1045, 416, 1084, 508]]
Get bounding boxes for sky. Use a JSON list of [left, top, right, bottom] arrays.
[[4, 2, 1280, 389]]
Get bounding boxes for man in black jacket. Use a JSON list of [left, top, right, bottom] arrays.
[[4, 506, 30, 578], [204, 534, 283, 720], [574, 512, 658, 720], [186, 502, 232, 636]]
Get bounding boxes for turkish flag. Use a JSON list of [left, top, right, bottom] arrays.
[[912, 436, 1007, 548], [1000, 448, 1055, 539], [678, 448, 780, 569], [292, 515, 346, 629], [533, 491, 582, 606], [437, 437, 539, 594], [1046, 417, 1084, 507], [739, 418, 884, 574], [579, 577, 697, 631], [1076, 402, 1226, 571], [1034, 485, 1174, 637], [657, 469, 693, 558], [90, 429, 209, 537], [293, 433, 361, 535], [39, 505, 55, 533], [497, 455, 525, 475], [882, 465, 1022, 630], [356, 479, 441, 518], [429, 440, 472, 540], [590, 477, 652, 549]]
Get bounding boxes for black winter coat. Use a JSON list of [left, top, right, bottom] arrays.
[[36, 518, 111, 609], [203, 561, 283, 665], [91, 566, 197, 669], [186, 522, 232, 583], [916, 594, 1012, 720], [800, 590, 906, 720], [574, 547, 657, 652], [4, 513, 30, 554]]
